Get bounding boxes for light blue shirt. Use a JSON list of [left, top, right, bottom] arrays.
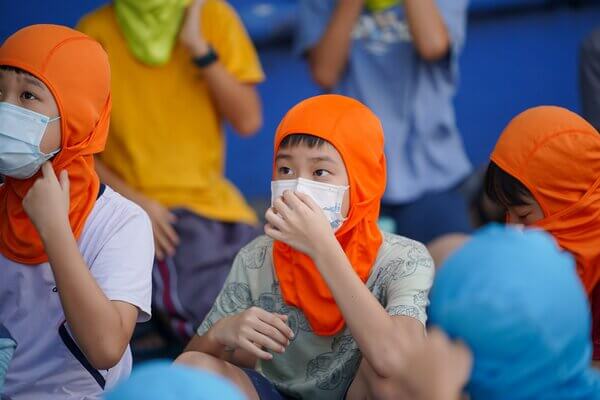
[[295, 0, 472, 203], [0, 324, 16, 395]]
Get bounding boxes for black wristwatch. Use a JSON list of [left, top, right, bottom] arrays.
[[192, 45, 219, 69]]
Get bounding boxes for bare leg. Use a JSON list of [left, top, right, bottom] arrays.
[[175, 351, 260, 400]]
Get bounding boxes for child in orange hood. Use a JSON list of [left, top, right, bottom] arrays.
[[0, 25, 153, 399], [177, 95, 435, 400], [485, 106, 600, 364]]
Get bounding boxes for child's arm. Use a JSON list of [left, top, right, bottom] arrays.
[[305, 0, 364, 90], [22, 163, 139, 370], [404, 0, 451, 61], [183, 308, 293, 368], [179, 0, 262, 136], [265, 191, 427, 379], [180, 243, 295, 369]]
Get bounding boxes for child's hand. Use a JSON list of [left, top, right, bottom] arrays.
[[265, 190, 335, 258], [22, 162, 70, 239], [395, 328, 472, 400], [179, 0, 209, 57], [209, 307, 294, 360], [137, 197, 179, 260]]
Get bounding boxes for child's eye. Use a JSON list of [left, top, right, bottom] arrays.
[[314, 169, 330, 177], [21, 91, 38, 101], [278, 167, 293, 175]]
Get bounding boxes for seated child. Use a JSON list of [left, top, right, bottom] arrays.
[[0, 25, 154, 399], [104, 361, 244, 400], [175, 94, 435, 399], [484, 106, 600, 362], [0, 325, 16, 395], [429, 225, 600, 399]]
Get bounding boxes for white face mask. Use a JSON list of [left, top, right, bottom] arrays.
[[0, 102, 60, 179], [271, 177, 349, 231]]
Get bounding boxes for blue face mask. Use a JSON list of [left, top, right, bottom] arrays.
[[0, 102, 61, 179]]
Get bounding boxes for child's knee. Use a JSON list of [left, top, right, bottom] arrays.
[[174, 352, 227, 375]]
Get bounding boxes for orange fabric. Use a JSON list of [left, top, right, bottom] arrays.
[[0, 24, 111, 264], [491, 106, 600, 294], [272, 94, 386, 336]]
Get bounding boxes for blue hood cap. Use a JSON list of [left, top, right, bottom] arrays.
[[430, 224, 600, 400]]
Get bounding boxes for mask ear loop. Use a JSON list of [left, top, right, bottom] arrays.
[[40, 116, 62, 158]]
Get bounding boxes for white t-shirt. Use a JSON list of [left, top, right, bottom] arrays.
[[0, 186, 154, 400]]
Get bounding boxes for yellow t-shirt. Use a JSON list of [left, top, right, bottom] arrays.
[[77, 1, 264, 224]]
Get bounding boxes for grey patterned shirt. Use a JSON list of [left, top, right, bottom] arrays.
[[197, 232, 434, 399]]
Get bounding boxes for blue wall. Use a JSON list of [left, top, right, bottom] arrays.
[[1, 1, 599, 198]]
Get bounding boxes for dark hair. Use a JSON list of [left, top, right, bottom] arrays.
[[484, 161, 533, 208], [278, 134, 327, 149], [0, 65, 32, 76]]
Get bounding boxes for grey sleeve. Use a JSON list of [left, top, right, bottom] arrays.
[[196, 250, 254, 336], [384, 242, 435, 326]]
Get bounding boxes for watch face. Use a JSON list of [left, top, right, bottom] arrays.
[[193, 47, 218, 68]]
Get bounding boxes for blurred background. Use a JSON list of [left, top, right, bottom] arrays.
[[2, 0, 599, 202]]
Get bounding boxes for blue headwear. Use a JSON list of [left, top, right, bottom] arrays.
[[104, 361, 245, 400], [429, 225, 600, 400]]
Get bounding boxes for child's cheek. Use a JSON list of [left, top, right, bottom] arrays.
[[342, 192, 350, 218]]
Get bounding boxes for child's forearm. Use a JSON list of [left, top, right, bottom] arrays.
[[40, 222, 134, 370], [312, 236, 423, 378], [183, 329, 257, 369], [198, 62, 262, 137], [95, 156, 146, 206], [307, 0, 363, 90], [404, 0, 450, 61]]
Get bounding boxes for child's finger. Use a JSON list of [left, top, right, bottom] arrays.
[[294, 192, 320, 212], [283, 190, 305, 210], [239, 338, 273, 360], [257, 310, 294, 339], [154, 229, 175, 258], [273, 196, 292, 219], [274, 313, 288, 322], [253, 319, 290, 347], [265, 208, 286, 230], [159, 217, 180, 247], [59, 170, 70, 193], [264, 223, 286, 242], [41, 162, 55, 180], [246, 330, 286, 354]]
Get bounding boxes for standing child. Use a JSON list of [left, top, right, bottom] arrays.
[[78, 0, 264, 341], [0, 25, 154, 399], [484, 106, 600, 364], [176, 94, 434, 400], [296, 0, 472, 244]]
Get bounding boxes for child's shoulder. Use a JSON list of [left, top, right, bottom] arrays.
[[88, 186, 151, 233], [380, 231, 428, 253], [234, 235, 274, 269], [375, 231, 433, 269]]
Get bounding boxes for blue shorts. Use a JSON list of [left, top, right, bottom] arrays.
[[242, 369, 285, 400], [242, 368, 355, 400]]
